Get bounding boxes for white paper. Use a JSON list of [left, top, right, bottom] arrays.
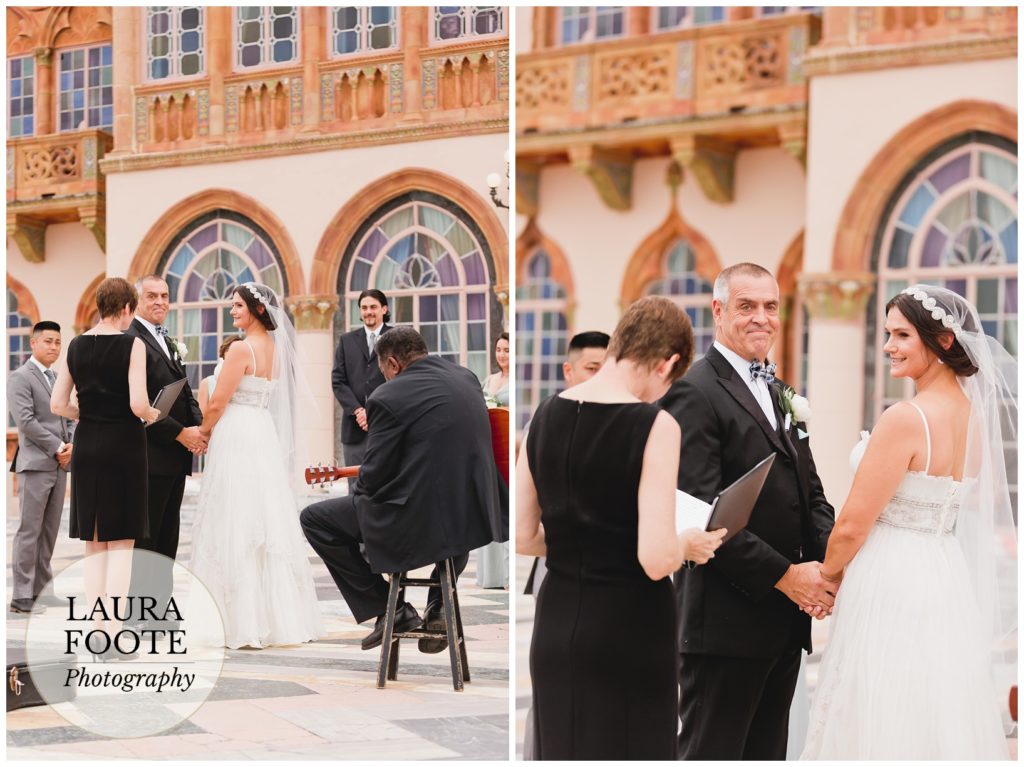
[[676, 490, 712, 534]]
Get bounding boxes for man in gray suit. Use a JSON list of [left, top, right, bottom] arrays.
[[7, 321, 74, 614]]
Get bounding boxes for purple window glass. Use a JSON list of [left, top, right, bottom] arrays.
[[928, 153, 970, 195], [188, 223, 218, 253], [921, 226, 946, 267], [201, 307, 217, 332], [461, 251, 486, 284], [359, 229, 389, 263], [389, 234, 415, 264], [245, 238, 271, 269], [185, 272, 204, 301], [350, 260, 371, 291], [440, 295, 459, 321], [467, 293, 486, 321], [435, 254, 459, 286], [420, 295, 438, 322], [1006, 278, 1018, 313]]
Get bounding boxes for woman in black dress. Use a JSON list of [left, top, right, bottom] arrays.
[[51, 277, 159, 637], [516, 296, 726, 760]]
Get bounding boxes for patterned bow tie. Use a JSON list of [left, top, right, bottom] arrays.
[[154, 325, 169, 337], [749, 360, 777, 384]]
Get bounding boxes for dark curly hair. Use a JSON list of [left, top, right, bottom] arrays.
[[885, 291, 978, 377], [234, 283, 278, 331]]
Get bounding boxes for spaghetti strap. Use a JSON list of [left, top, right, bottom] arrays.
[[241, 339, 258, 377], [907, 401, 931, 474]]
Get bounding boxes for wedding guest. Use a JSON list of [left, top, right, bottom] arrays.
[[126, 275, 205, 628], [661, 263, 835, 760], [477, 332, 510, 589], [302, 327, 504, 653], [51, 278, 160, 648], [332, 289, 391, 466], [517, 297, 726, 759], [8, 321, 74, 614], [197, 335, 243, 414], [521, 329, 609, 759]]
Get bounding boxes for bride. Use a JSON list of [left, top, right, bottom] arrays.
[[190, 282, 324, 649], [801, 285, 1016, 759]]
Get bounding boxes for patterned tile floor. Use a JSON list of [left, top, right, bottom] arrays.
[[6, 478, 510, 760], [514, 554, 1017, 760]]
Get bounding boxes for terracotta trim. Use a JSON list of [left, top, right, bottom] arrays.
[[619, 206, 720, 310], [832, 99, 1017, 273], [127, 188, 305, 294], [309, 167, 508, 295], [74, 272, 105, 334], [515, 217, 575, 301], [5, 273, 40, 324]]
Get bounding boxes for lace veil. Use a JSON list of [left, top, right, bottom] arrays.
[[901, 284, 1017, 706]]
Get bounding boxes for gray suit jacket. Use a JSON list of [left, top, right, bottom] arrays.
[[8, 360, 74, 473]]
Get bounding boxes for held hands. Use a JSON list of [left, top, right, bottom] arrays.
[[680, 527, 728, 565], [776, 561, 838, 618], [355, 407, 368, 431], [176, 425, 209, 455], [56, 444, 72, 470]]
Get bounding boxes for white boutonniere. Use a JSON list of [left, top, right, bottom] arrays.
[[170, 339, 188, 360], [779, 385, 812, 429]]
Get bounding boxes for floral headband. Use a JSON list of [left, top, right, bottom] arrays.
[[901, 286, 963, 337], [244, 282, 269, 307]]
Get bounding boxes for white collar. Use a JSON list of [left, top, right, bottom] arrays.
[[29, 356, 52, 375], [364, 323, 383, 338], [134, 315, 162, 336], [714, 340, 775, 387]]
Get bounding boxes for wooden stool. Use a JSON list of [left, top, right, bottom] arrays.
[[377, 558, 470, 691]]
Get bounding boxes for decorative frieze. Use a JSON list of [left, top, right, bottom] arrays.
[[799, 272, 876, 321], [287, 295, 340, 332], [389, 63, 404, 114], [675, 41, 694, 99], [572, 55, 591, 113], [496, 49, 510, 102], [422, 58, 438, 110], [596, 48, 672, 104], [197, 88, 210, 136]]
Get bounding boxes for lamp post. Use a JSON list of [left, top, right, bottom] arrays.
[[486, 149, 509, 209]]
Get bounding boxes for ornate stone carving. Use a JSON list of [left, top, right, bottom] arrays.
[[23, 145, 78, 182], [7, 213, 47, 264], [572, 55, 590, 113], [670, 135, 737, 204], [596, 48, 672, 103], [389, 63, 404, 114], [799, 272, 876, 321], [320, 73, 334, 122], [675, 41, 694, 99], [701, 34, 783, 94], [287, 295, 339, 331], [516, 161, 541, 218], [788, 25, 808, 85], [516, 61, 570, 111], [568, 145, 633, 211], [777, 120, 807, 167], [421, 58, 437, 110], [225, 85, 239, 133], [78, 199, 106, 253], [81, 135, 98, 180], [197, 88, 210, 135], [290, 77, 303, 126], [135, 96, 148, 144], [496, 49, 510, 101]]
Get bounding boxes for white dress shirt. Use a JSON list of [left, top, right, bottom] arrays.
[[713, 340, 777, 430], [134, 315, 170, 358], [364, 324, 381, 356]]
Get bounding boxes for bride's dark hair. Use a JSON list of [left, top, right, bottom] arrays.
[[234, 283, 279, 331], [885, 292, 978, 377]]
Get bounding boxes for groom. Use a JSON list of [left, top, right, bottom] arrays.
[[661, 263, 835, 760]]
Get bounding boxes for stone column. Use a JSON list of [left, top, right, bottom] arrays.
[[300, 6, 324, 132], [206, 6, 232, 142], [626, 7, 649, 36], [110, 8, 141, 154], [34, 47, 54, 136], [401, 6, 426, 120], [798, 271, 875, 507], [288, 295, 340, 474]]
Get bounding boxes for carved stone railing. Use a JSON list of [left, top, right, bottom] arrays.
[[421, 41, 510, 115], [224, 67, 305, 136], [134, 78, 211, 151], [7, 129, 112, 203], [517, 13, 817, 132], [319, 55, 404, 127], [820, 5, 1016, 49]]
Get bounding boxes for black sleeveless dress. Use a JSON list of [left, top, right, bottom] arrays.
[[67, 334, 148, 541], [526, 395, 678, 760]]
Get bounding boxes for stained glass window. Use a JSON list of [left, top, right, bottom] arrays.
[[8, 56, 35, 137], [147, 7, 205, 80], [332, 7, 397, 56], [562, 7, 624, 43], [8, 288, 35, 428], [160, 216, 285, 391], [344, 198, 492, 380], [58, 45, 113, 131], [644, 239, 715, 358], [516, 249, 570, 431], [236, 7, 298, 69], [433, 6, 505, 41], [655, 6, 725, 30]]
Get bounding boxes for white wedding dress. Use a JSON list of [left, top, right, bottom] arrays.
[[189, 345, 325, 649], [802, 403, 1008, 760]]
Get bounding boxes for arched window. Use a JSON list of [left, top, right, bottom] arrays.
[[340, 193, 496, 381], [159, 213, 287, 390], [516, 248, 569, 430], [871, 136, 1017, 417], [7, 287, 36, 427], [643, 239, 715, 357]]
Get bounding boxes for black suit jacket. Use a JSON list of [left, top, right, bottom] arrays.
[[331, 324, 390, 445], [353, 355, 506, 574], [125, 319, 202, 477], [660, 346, 834, 659]]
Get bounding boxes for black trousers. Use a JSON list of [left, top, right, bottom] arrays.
[[129, 473, 185, 612], [300, 495, 468, 624], [678, 648, 802, 760]]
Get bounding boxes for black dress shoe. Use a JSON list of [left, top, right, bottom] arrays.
[[9, 598, 45, 614], [32, 593, 67, 608], [418, 603, 448, 654], [361, 602, 421, 651]]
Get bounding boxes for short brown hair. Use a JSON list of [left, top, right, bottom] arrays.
[[607, 296, 694, 383], [95, 277, 138, 319]]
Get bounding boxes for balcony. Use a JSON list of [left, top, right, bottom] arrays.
[[7, 129, 112, 262], [515, 12, 818, 210]]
